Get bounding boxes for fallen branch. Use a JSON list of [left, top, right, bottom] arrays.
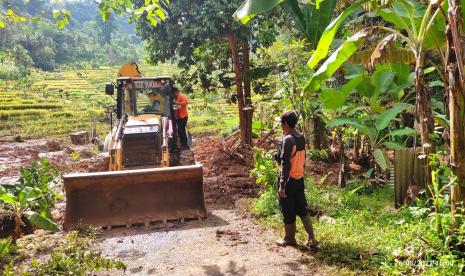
[[220, 141, 246, 164], [258, 129, 275, 144]]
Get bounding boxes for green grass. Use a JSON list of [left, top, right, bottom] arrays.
[[252, 180, 463, 275], [0, 104, 63, 110], [188, 100, 238, 137]]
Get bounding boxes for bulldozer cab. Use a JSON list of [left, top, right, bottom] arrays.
[[116, 77, 173, 119]]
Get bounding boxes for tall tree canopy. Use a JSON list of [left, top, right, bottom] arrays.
[[135, 0, 268, 144]]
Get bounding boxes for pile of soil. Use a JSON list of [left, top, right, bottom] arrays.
[[306, 161, 340, 186], [193, 137, 258, 208]]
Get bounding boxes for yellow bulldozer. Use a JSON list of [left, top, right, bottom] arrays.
[[63, 62, 206, 230]]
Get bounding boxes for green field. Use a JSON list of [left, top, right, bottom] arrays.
[[0, 64, 238, 141]]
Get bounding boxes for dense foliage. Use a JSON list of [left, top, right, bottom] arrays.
[[242, 0, 465, 274], [0, 0, 144, 76]]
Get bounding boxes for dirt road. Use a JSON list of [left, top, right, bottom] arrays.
[[99, 206, 313, 276], [1, 138, 320, 275], [96, 139, 315, 275]]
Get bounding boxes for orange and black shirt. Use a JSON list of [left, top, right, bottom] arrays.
[[175, 93, 189, 119], [279, 130, 306, 189]]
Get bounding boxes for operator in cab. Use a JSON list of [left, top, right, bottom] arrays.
[[172, 87, 189, 150]]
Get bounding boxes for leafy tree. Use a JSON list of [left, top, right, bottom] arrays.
[[0, 1, 148, 73], [11, 44, 32, 71], [135, 0, 259, 145], [95, 14, 116, 45], [234, 0, 340, 149]]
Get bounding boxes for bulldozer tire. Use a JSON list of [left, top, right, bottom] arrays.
[[169, 149, 195, 166], [170, 151, 180, 166], [179, 149, 195, 166]]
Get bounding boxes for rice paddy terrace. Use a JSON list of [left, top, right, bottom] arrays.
[[0, 64, 238, 141]]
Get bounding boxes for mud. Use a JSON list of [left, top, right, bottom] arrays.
[[0, 139, 107, 184], [306, 161, 340, 186]]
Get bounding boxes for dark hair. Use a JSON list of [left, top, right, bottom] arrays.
[[280, 111, 298, 128], [172, 86, 179, 93]]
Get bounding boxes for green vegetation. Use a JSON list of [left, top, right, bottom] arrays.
[[0, 0, 149, 73], [3, 231, 126, 275], [23, 232, 125, 275], [0, 160, 126, 274], [251, 151, 465, 275], [0, 159, 60, 240], [0, 239, 16, 268], [189, 98, 239, 137]]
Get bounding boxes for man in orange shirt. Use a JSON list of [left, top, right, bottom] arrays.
[[173, 87, 189, 150], [275, 111, 318, 250]]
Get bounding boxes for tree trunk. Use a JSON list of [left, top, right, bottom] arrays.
[[337, 130, 349, 187], [228, 33, 248, 145], [447, 0, 465, 212], [415, 55, 435, 187], [241, 38, 253, 145], [354, 132, 361, 163], [312, 116, 329, 150]]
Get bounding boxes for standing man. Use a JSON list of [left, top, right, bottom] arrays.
[[275, 111, 318, 250], [173, 87, 189, 150]]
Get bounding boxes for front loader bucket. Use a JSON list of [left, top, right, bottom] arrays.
[[63, 165, 205, 230]]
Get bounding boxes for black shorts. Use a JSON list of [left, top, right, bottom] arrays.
[[279, 177, 309, 224]]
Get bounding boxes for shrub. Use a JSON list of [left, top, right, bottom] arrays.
[[382, 153, 465, 274], [0, 64, 25, 80], [0, 159, 61, 240], [250, 149, 280, 217], [0, 238, 16, 266], [5, 232, 126, 275]]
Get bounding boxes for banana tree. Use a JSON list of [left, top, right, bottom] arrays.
[[321, 62, 415, 168], [233, 0, 337, 49], [234, 0, 340, 149], [305, 0, 446, 185], [373, 0, 447, 186], [327, 103, 416, 172], [446, 0, 465, 212], [0, 184, 59, 241]]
